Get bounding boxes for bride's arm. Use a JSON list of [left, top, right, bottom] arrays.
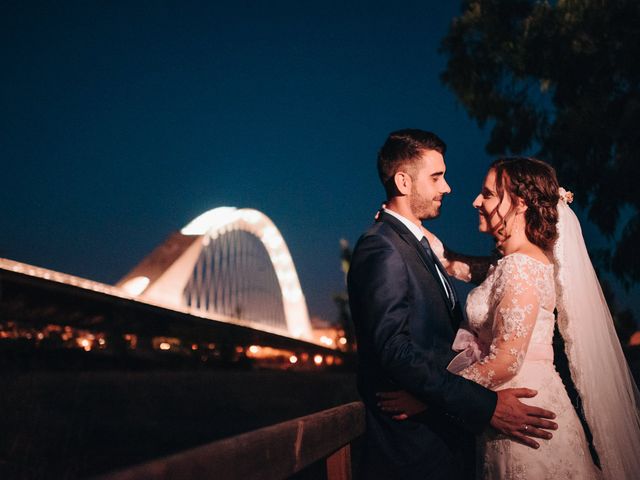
[[422, 226, 494, 284], [457, 259, 541, 389]]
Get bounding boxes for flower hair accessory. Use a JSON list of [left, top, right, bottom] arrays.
[[559, 187, 574, 204]]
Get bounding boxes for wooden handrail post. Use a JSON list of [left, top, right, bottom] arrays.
[[326, 444, 351, 480]]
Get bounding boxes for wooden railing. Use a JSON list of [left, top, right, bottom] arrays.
[[95, 401, 365, 480]]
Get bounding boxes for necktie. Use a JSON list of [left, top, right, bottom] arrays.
[[420, 236, 457, 307]]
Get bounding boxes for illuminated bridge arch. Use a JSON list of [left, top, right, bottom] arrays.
[[117, 207, 312, 340]]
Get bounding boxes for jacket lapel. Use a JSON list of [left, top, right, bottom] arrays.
[[378, 212, 453, 315]]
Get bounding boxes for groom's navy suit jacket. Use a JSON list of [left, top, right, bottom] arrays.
[[348, 212, 497, 479]]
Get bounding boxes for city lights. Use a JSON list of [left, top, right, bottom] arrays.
[[319, 335, 334, 346], [78, 338, 92, 351], [0, 258, 353, 373]]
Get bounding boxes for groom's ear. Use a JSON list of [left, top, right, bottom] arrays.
[[393, 171, 412, 195]]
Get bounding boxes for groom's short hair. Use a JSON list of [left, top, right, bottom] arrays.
[[377, 129, 447, 197]]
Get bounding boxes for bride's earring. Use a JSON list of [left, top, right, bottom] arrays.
[[513, 215, 521, 235], [511, 210, 525, 236]]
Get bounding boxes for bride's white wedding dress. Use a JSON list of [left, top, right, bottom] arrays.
[[433, 192, 640, 479], [460, 253, 600, 479]]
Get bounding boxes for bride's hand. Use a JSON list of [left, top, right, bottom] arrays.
[[377, 390, 427, 420], [374, 202, 388, 221]]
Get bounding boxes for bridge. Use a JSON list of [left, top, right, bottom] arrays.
[[117, 206, 313, 340], [0, 206, 351, 371]]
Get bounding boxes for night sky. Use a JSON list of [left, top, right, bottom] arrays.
[[2, 1, 637, 324]]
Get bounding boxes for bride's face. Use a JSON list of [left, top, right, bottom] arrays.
[[473, 169, 513, 237]]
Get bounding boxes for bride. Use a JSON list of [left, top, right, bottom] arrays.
[[379, 157, 640, 479]]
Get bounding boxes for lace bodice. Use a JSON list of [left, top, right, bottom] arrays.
[[460, 253, 556, 389]]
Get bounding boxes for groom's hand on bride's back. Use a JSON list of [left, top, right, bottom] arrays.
[[491, 388, 558, 449], [376, 390, 427, 420]]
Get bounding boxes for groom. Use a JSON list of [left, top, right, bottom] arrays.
[[348, 129, 557, 479]]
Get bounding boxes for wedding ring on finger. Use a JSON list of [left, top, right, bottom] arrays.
[[523, 424, 529, 432]]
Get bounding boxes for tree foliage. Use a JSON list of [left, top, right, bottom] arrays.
[[441, 0, 640, 285]]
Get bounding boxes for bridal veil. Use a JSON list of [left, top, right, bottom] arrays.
[[553, 189, 640, 479]]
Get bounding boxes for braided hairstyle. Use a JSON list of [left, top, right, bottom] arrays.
[[491, 157, 560, 251]]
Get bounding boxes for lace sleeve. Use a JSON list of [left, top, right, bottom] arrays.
[[458, 256, 541, 389], [425, 230, 494, 284]]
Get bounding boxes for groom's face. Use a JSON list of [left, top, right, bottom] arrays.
[[408, 149, 451, 220]]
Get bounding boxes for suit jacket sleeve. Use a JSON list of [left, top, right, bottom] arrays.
[[349, 233, 496, 434]]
